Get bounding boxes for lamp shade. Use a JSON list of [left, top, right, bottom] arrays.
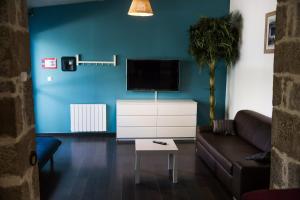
[[128, 0, 154, 17]]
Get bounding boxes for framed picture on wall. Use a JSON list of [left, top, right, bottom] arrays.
[[264, 11, 276, 54]]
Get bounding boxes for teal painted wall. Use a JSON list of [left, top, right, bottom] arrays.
[[29, 0, 229, 133]]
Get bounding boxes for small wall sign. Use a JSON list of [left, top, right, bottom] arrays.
[[42, 58, 57, 69]]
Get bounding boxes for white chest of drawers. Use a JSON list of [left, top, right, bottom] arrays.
[[116, 100, 197, 139]]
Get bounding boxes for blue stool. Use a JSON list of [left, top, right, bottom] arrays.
[[36, 137, 61, 170]]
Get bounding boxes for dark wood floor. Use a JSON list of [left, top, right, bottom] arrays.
[[39, 137, 231, 200]]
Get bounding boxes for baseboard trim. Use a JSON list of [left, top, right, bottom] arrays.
[[36, 132, 116, 137], [117, 137, 195, 143]]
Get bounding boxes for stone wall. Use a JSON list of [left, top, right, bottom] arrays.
[[271, 0, 300, 188], [0, 0, 39, 199]]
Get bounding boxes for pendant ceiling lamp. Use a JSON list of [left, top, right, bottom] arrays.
[[128, 0, 154, 17]]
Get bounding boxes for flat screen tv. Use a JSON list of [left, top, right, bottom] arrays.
[[127, 59, 179, 91]]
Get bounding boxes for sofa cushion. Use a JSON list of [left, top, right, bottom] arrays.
[[213, 119, 236, 135], [36, 137, 61, 168], [234, 110, 271, 152], [197, 132, 261, 174]]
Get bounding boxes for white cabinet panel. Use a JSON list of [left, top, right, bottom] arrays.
[[157, 103, 197, 115], [157, 127, 196, 138], [117, 116, 156, 127], [116, 100, 197, 139], [117, 103, 156, 115], [157, 116, 196, 127], [117, 127, 156, 138]]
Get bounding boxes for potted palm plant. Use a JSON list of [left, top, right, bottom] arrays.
[[189, 12, 242, 125]]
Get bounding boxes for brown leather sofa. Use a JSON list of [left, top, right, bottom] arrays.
[[196, 110, 271, 200]]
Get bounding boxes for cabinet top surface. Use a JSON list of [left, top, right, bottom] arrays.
[[117, 99, 197, 104]]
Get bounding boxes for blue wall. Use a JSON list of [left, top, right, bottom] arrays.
[[29, 0, 229, 133]]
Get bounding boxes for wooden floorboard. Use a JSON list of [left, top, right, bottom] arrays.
[[39, 137, 231, 200]]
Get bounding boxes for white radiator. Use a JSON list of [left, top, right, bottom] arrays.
[[70, 104, 107, 132]]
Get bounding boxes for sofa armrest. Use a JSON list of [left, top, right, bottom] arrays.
[[233, 161, 270, 200], [197, 125, 213, 134]]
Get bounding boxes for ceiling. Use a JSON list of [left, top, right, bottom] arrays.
[[27, 0, 104, 8]]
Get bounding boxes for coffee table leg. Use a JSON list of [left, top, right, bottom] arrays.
[[168, 153, 173, 170], [172, 154, 178, 183], [135, 151, 141, 184]]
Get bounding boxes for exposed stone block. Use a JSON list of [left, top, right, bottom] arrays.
[[0, 182, 30, 200], [287, 161, 300, 187], [270, 148, 285, 188], [289, 82, 300, 111], [0, 24, 11, 49], [22, 80, 35, 126], [273, 76, 282, 106], [0, 81, 15, 93], [272, 109, 300, 157], [32, 166, 40, 199], [0, 97, 22, 137], [296, 2, 300, 36], [276, 5, 287, 41], [0, 129, 36, 176], [16, 0, 28, 28], [13, 30, 31, 73], [282, 77, 292, 107], [274, 41, 300, 75], [0, 25, 17, 77], [0, 0, 16, 25], [287, 4, 296, 36], [0, 25, 30, 77]]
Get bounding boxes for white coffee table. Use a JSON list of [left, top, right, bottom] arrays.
[[135, 139, 179, 184]]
